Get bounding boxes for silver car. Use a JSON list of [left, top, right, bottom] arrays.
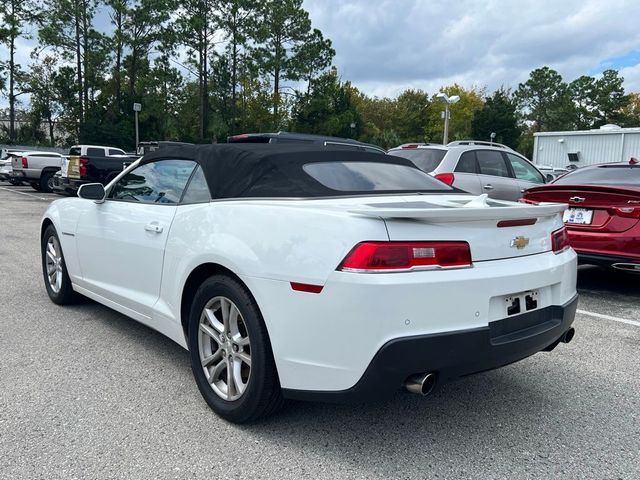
[[388, 141, 546, 201]]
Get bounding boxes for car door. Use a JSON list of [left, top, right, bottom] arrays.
[[452, 150, 483, 194], [75, 159, 197, 316], [505, 153, 546, 197], [475, 149, 520, 200]]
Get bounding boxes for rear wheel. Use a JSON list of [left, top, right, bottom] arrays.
[[188, 275, 283, 423], [40, 170, 56, 193], [41, 225, 79, 305]]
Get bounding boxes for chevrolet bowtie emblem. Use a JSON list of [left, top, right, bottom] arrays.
[[511, 236, 530, 249]]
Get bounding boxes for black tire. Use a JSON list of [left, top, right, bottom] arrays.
[[188, 275, 284, 423], [40, 170, 56, 193], [41, 225, 79, 305], [31, 182, 42, 191]]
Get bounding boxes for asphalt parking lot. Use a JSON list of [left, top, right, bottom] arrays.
[[0, 184, 638, 480]]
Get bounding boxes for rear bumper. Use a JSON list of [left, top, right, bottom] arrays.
[[52, 176, 86, 195], [577, 252, 640, 267], [284, 295, 578, 403]]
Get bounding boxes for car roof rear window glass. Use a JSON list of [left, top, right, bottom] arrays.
[[69, 147, 81, 156], [389, 148, 447, 173], [303, 161, 452, 192], [553, 166, 640, 186], [87, 147, 104, 156]]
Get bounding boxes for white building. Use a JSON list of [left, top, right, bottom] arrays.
[[532, 125, 640, 169]]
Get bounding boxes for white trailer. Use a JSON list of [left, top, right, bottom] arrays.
[[533, 125, 640, 169]]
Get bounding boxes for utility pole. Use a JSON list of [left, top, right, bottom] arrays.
[[133, 103, 141, 150], [435, 93, 460, 145]]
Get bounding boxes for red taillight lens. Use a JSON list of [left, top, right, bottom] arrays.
[[551, 227, 570, 253], [337, 241, 472, 272], [21, 156, 28, 168], [79, 157, 89, 178], [434, 173, 455, 186], [613, 207, 640, 219], [518, 198, 539, 204]]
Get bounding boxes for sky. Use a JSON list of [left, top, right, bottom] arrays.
[[3, 0, 640, 109], [302, 0, 640, 97]]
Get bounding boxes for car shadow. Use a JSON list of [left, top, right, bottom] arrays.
[[577, 265, 640, 298]]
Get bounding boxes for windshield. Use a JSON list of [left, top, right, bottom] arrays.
[[388, 148, 447, 173], [552, 165, 640, 186], [303, 161, 453, 192]]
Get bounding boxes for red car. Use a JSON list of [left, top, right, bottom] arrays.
[[522, 160, 640, 272]]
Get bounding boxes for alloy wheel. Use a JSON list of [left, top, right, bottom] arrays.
[[197, 296, 252, 401], [45, 236, 63, 293]]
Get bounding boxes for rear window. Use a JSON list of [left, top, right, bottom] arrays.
[[553, 166, 640, 186], [86, 147, 104, 156], [389, 148, 447, 172], [303, 161, 452, 192], [69, 147, 81, 156]]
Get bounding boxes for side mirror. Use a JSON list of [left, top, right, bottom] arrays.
[[78, 183, 106, 203]]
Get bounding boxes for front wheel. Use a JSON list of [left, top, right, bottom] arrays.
[[188, 275, 283, 423], [41, 225, 79, 305]]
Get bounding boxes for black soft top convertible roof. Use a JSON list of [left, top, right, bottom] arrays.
[[140, 143, 443, 199]]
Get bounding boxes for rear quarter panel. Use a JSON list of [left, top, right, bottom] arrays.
[[157, 201, 390, 341]]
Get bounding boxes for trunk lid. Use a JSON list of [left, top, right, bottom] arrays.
[[349, 194, 566, 262], [525, 185, 640, 233]]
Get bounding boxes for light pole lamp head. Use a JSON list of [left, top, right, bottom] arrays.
[[448, 95, 460, 104], [436, 92, 448, 103]]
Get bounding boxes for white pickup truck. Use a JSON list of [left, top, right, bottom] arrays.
[[10, 151, 67, 192]]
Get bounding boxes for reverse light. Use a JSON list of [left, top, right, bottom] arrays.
[[337, 241, 472, 272], [434, 172, 455, 186], [79, 156, 89, 178], [551, 227, 570, 254], [21, 156, 28, 168]]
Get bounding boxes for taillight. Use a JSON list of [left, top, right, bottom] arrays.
[[551, 227, 570, 254], [337, 241, 472, 272], [21, 156, 28, 168], [79, 156, 89, 178], [434, 173, 455, 186], [518, 198, 539, 204], [613, 207, 640, 219]]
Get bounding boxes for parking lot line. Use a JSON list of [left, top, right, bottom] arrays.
[[577, 309, 640, 327], [0, 186, 49, 201]]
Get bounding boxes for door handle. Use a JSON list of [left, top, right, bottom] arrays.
[[144, 223, 163, 233], [483, 184, 494, 190]]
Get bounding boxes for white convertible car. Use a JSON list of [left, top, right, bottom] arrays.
[[41, 144, 578, 422]]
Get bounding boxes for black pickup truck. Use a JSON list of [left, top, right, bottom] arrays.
[[52, 145, 138, 195]]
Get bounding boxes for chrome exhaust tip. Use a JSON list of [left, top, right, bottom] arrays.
[[404, 372, 437, 396], [560, 327, 575, 344], [612, 263, 640, 272]]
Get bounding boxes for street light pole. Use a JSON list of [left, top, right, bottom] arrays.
[[133, 103, 142, 150], [435, 93, 460, 145], [443, 104, 450, 145]]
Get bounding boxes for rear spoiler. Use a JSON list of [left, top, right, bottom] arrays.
[[349, 194, 567, 222]]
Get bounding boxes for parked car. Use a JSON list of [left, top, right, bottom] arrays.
[[522, 160, 640, 271], [0, 157, 14, 182], [136, 141, 194, 156], [52, 144, 136, 196], [41, 143, 578, 423], [388, 141, 546, 201], [9, 150, 66, 192], [228, 131, 387, 154], [537, 165, 569, 183]]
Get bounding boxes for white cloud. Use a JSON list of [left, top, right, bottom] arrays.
[[303, 0, 640, 97]]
